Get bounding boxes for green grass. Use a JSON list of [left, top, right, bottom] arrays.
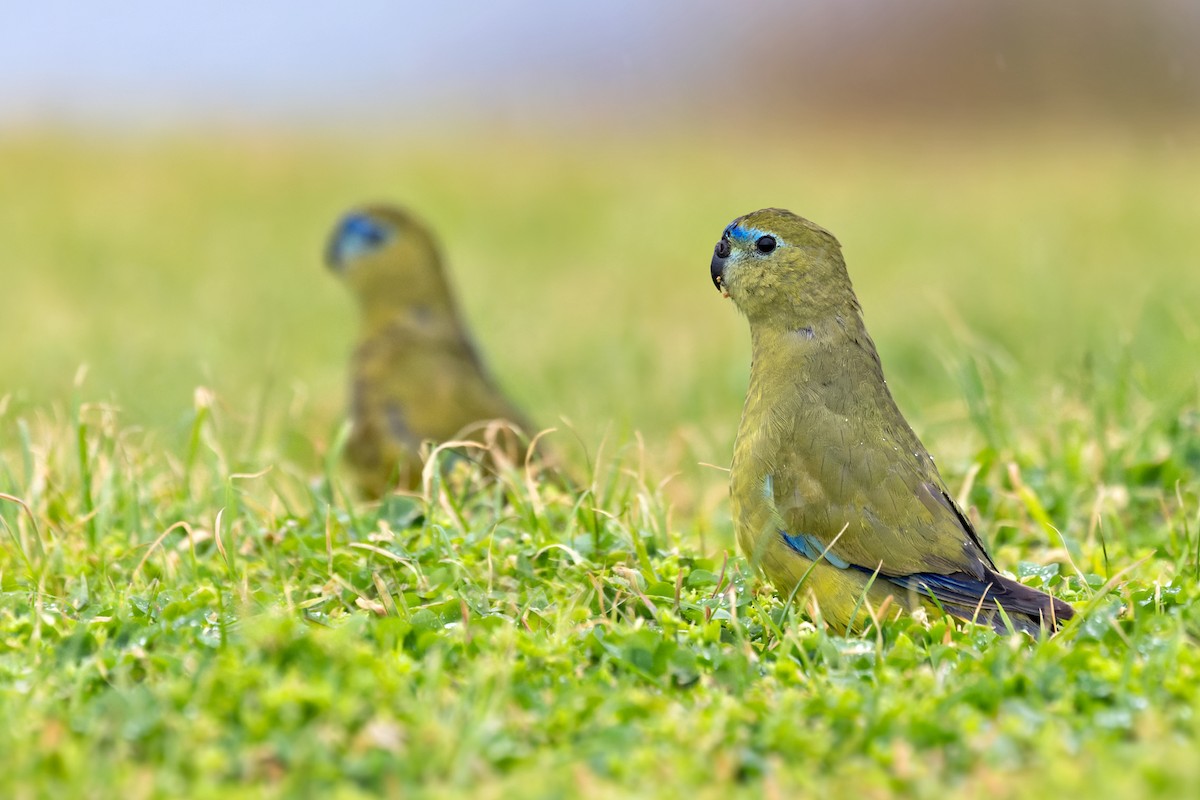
[[1, 128, 1199, 798]]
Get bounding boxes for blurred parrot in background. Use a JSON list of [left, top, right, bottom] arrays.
[[325, 204, 535, 496], [710, 208, 1074, 635]]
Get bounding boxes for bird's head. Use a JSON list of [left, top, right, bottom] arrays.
[[325, 204, 457, 319], [710, 208, 854, 327]]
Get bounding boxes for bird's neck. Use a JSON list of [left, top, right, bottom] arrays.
[[748, 298, 871, 363], [745, 299, 893, 430], [351, 264, 464, 337], [743, 296, 919, 470], [360, 299, 468, 345]]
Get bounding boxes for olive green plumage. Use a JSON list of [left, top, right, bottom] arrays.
[[325, 204, 533, 496], [711, 208, 1073, 635]]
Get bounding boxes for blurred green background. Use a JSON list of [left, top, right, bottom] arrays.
[[2, 0, 1198, 482]]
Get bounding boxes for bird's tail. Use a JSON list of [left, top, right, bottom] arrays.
[[897, 569, 1074, 636]]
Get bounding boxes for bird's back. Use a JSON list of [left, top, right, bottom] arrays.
[[346, 314, 531, 494]]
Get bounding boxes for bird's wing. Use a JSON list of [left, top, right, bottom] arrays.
[[762, 397, 994, 581]]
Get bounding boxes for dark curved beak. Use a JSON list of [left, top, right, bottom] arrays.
[[711, 238, 731, 295]]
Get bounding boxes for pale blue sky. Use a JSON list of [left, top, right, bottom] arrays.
[[4, 2, 1196, 130], [0, 2, 737, 128]]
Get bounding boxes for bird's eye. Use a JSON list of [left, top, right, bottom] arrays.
[[755, 235, 777, 254]]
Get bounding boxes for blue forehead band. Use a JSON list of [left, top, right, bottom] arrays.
[[724, 221, 777, 246], [326, 211, 393, 268]]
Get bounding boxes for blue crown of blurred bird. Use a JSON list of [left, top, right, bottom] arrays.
[[325, 203, 535, 496], [711, 207, 1074, 635]]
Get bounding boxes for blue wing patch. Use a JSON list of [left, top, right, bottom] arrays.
[[780, 531, 851, 569]]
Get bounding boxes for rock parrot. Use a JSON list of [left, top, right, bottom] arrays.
[[325, 204, 534, 496], [710, 208, 1073, 635]]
